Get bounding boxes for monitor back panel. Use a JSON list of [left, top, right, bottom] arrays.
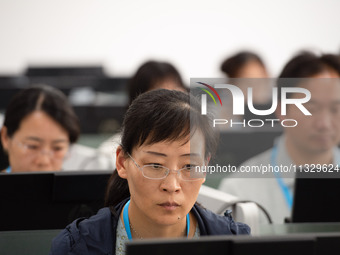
[[292, 177, 340, 223], [0, 171, 112, 230]]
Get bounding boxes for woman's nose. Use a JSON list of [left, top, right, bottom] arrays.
[[160, 171, 181, 193]]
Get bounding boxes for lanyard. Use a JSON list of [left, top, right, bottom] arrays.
[[270, 145, 293, 210], [123, 199, 190, 240]]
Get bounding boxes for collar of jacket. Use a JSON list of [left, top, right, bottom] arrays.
[[110, 198, 250, 239], [64, 197, 250, 254]]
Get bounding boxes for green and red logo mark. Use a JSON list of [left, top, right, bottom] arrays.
[[197, 82, 222, 106]]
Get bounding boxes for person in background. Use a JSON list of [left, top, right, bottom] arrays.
[[221, 51, 268, 79], [97, 60, 187, 167], [218, 51, 340, 223], [220, 50, 270, 104], [218, 51, 273, 126], [50, 89, 250, 255], [0, 85, 79, 172], [127, 60, 187, 105]]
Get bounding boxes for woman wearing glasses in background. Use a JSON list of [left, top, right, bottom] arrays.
[[0, 85, 79, 173], [50, 89, 250, 255]]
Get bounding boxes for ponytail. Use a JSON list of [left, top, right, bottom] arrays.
[[104, 170, 130, 212]]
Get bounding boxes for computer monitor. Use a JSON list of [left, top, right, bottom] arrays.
[[0, 171, 112, 231], [125, 235, 315, 255], [0, 76, 29, 109], [96, 77, 129, 92], [127, 236, 232, 255], [213, 129, 282, 168], [73, 105, 126, 133], [231, 235, 315, 255], [292, 176, 340, 223], [25, 66, 105, 77], [314, 233, 340, 255]]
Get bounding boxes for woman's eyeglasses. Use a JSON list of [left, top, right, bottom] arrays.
[[14, 140, 69, 161], [127, 152, 205, 181]]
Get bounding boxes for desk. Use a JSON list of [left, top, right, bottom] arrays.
[[1, 224, 340, 255], [259, 222, 340, 236], [0, 229, 61, 255]]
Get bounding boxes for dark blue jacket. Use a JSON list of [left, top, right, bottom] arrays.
[[50, 199, 250, 255]]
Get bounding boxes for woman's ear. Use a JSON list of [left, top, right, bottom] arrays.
[[1, 126, 9, 152], [206, 154, 211, 165], [116, 146, 128, 179]]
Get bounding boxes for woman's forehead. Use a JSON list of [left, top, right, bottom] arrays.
[[134, 131, 205, 156]]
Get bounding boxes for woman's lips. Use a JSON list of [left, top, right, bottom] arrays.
[[158, 202, 180, 210]]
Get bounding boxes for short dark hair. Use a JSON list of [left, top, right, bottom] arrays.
[[127, 60, 186, 105], [3, 85, 80, 143], [279, 51, 340, 78], [221, 51, 266, 78], [277, 51, 340, 100], [105, 89, 218, 209]]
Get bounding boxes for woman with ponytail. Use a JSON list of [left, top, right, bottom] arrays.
[[50, 89, 250, 255]]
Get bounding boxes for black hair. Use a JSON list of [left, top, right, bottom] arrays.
[[2, 84, 80, 143], [221, 51, 266, 78], [277, 51, 340, 100], [279, 51, 340, 78], [127, 60, 186, 105], [105, 89, 218, 209]]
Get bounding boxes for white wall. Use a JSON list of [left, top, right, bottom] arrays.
[[0, 0, 339, 83]]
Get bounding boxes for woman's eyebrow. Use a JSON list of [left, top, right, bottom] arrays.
[[143, 151, 202, 158], [24, 137, 68, 144], [181, 153, 202, 157], [52, 139, 69, 144], [24, 136, 43, 142], [144, 151, 167, 157]]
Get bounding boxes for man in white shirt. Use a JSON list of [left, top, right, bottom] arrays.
[[219, 52, 340, 223]]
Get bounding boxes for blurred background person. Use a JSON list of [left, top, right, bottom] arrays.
[[0, 85, 79, 173], [218, 51, 340, 223], [0, 84, 113, 172], [126, 60, 187, 105], [97, 60, 187, 167], [220, 50, 271, 104], [221, 51, 269, 78], [216, 51, 275, 128]]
